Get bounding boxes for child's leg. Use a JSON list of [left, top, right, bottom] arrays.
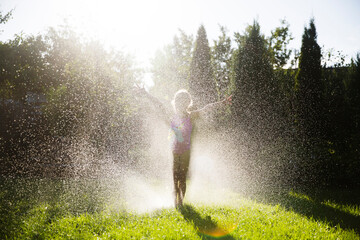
[[178, 151, 190, 204], [173, 173, 180, 206], [173, 154, 181, 207], [179, 173, 186, 204]]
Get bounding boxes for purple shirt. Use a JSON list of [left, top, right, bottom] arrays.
[[170, 115, 192, 154]]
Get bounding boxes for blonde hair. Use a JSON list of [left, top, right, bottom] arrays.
[[171, 89, 193, 113]]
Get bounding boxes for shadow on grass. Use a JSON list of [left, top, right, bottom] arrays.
[[0, 178, 108, 239], [253, 188, 360, 235], [179, 204, 235, 240]]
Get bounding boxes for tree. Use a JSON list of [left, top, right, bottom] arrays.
[[0, 34, 47, 102], [0, 8, 13, 33], [346, 54, 360, 117], [322, 51, 349, 150], [211, 25, 233, 98], [42, 26, 141, 146], [345, 53, 360, 185], [150, 30, 193, 100], [0, 25, 142, 176], [189, 25, 216, 107], [231, 21, 292, 188], [231, 21, 277, 139], [268, 19, 293, 69], [268, 19, 296, 134], [295, 18, 323, 140], [293, 19, 328, 186]]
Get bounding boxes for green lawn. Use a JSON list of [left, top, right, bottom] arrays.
[[1, 179, 359, 239]]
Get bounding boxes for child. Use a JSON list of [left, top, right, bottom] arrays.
[[137, 86, 231, 207]]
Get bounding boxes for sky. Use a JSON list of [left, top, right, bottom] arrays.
[[1, 0, 360, 83]]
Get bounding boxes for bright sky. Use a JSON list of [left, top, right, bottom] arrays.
[[1, 0, 360, 82]]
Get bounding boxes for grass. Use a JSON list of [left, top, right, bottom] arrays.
[[1, 179, 360, 239]]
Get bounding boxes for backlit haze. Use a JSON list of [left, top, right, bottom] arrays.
[[1, 0, 360, 85]]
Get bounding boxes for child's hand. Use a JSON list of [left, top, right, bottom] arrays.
[[134, 83, 147, 95], [223, 95, 232, 105]]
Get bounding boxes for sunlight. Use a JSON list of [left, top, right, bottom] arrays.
[[57, 0, 175, 69], [321, 200, 360, 217], [289, 190, 360, 217], [289, 190, 312, 202]]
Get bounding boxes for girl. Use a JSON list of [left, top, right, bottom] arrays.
[[137, 87, 231, 207]]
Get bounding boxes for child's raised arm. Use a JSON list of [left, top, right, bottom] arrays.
[[134, 84, 171, 124], [191, 95, 232, 119]]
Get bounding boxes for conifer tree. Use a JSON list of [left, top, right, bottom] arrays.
[[189, 25, 216, 107], [293, 19, 326, 185], [231, 21, 276, 138], [295, 18, 323, 140]]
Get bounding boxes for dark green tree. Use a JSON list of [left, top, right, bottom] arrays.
[[295, 18, 323, 141], [322, 50, 349, 152], [347, 53, 360, 130], [231, 21, 290, 187], [346, 53, 360, 185], [268, 19, 295, 130], [0, 34, 47, 102], [293, 19, 329, 186], [189, 25, 217, 107], [231, 21, 277, 139], [320, 65, 350, 186]]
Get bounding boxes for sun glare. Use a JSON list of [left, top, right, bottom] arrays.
[[57, 0, 174, 69]]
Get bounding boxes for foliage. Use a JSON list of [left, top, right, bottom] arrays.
[[266, 19, 296, 130], [268, 19, 294, 69], [295, 18, 324, 140], [150, 29, 193, 101], [1, 6, 360, 187], [293, 19, 329, 186], [231, 21, 278, 140], [0, 34, 47, 101], [211, 25, 233, 98], [344, 54, 360, 184], [149, 19, 360, 188], [322, 48, 347, 68], [189, 25, 217, 107], [0, 8, 13, 32], [0, 25, 143, 176], [42, 26, 139, 138]]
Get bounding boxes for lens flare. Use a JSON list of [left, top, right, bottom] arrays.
[[197, 223, 238, 238]]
